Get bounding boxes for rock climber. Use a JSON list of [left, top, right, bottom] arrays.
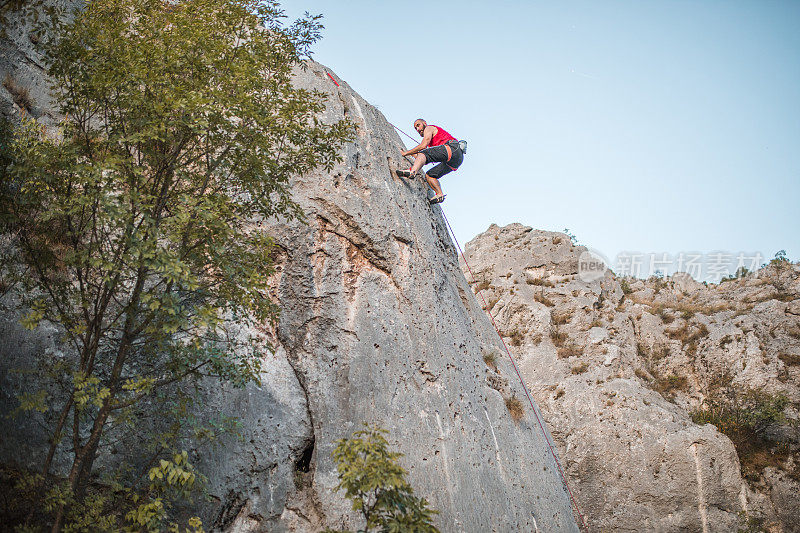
[[397, 119, 464, 204]]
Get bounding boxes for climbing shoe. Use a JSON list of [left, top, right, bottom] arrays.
[[429, 194, 446, 204], [396, 169, 423, 179]]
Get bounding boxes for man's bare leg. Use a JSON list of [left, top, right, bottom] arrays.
[[427, 175, 444, 198], [409, 153, 426, 174]]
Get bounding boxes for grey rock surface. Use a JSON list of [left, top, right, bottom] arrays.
[[462, 223, 800, 533], [0, 6, 580, 531]]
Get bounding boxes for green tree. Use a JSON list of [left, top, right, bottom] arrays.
[[0, 0, 352, 529], [330, 425, 439, 533]]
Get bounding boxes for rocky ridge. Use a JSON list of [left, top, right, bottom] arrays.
[[463, 223, 800, 532]]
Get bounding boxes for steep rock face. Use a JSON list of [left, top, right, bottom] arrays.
[[463, 223, 800, 533], [0, 7, 580, 532], [204, 66, 580, 532], [0, 0, 70, 128]]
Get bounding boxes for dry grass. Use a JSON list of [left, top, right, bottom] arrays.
[[557, 343, 582, 359], [654, 374, 688, 400], [651, 342, 670, 361], [554, 388, 565, 400], [667, 322, 709, 345], [505, 396, 525, 421], [778, 352, 800, 367], [785, 325, 800, 340], [634, 368, 651, 382], [550, 326, 567, 347], [685, 341, 699, 359], [673, 301, 733, 317], [571, 362, 589, 374], [589, 318, 603, 328], [666, 323, 690, 342], [654, 305, 675, 324], [534, 292, 555, 307], [483, 349, 498, 368], [551, 310, 572, 326], [527, 277, 555, 287], [629, 293, 654, 307], [3, 74, 32, 111], [531, 333, 543, 345], [474, 280, 492, 292], [636, 342, 649, 359], [719, 335, 734, 349], [506, 329, 524, 347]]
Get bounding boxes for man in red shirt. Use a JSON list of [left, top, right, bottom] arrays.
[[397, 119, 464, 204]]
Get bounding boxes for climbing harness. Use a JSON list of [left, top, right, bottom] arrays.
[[391, 122, 466, 170]]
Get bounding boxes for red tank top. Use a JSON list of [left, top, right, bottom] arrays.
[[429, 125, 457, 147]]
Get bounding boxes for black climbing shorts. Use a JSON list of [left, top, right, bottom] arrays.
[[421, 141, 463, 179]]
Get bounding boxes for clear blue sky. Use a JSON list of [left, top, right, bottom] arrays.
[[285, 1, 799, 279]]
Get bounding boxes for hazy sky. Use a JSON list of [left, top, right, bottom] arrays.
[[284, 1, 799, 281]]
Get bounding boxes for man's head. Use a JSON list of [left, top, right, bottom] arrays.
[[413, 119, 427, 136]]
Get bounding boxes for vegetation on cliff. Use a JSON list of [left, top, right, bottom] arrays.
[[328, 426, 440, 533], [0, 0, 352, 529]]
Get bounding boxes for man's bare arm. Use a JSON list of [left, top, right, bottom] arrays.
[[402, 125, 436, 157]]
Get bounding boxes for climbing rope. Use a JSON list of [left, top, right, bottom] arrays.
[[440, 209, 589, 532], [391, 121, 419, 144], [366, 106, 588, 530]]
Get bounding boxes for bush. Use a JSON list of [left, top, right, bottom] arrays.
[[619, 278, 633, 295], [691, 388, 791, 479], [770, 250, 789, 265], [329, 426, 439, 533]]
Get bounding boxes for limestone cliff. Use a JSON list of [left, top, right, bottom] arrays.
[[463, 223, 799, 532], [0, 6, 580, 532]]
